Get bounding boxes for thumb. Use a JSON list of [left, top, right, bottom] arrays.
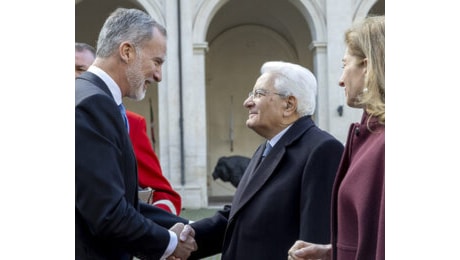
[[179, 224, 195, 241]]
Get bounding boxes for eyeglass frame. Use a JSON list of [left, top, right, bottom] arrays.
[[248, 88, 288, 99]]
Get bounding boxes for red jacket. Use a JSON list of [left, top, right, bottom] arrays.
[[331, 112, 385, 260], [126, 110, 182, 215]]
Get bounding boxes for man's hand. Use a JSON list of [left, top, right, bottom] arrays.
[[167, 223, 197, 260], [287, 240, 331, 260]]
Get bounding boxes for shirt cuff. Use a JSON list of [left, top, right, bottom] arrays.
[[160, 230, 177, 259]]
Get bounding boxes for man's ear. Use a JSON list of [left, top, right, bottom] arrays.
[[119, 42, 135, 63], [284, 96, 297, 114]]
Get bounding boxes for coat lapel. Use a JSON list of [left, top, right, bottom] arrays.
[[229, 116, 314, 220]]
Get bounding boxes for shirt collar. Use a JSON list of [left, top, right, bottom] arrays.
[[267, 124, 292, 147], [87, 65, 123, 106]]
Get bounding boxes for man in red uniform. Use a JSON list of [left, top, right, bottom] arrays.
[[127, 110, 182, 215]]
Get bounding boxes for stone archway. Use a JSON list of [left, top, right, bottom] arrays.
[[194, 0, 323, 199], [354, 0, 381, 20]]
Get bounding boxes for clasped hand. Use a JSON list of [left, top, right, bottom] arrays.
[[167, 223, 197, 260]]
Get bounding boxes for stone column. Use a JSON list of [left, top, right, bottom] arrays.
[[159, 0, 182, 189], [325, 0, 362, 143], [178, 0, 209, 208], [180, 42, 209, 208], [309, 41, 329, 131]]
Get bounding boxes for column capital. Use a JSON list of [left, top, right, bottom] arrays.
[[193, 42, 209, 54], [308, 41, 327, 51]]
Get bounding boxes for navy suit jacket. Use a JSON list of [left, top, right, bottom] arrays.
[[190, 116, 344, 260], [75, 72, 188, 260]]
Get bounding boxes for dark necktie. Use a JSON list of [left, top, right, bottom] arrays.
[[262, 141, 272, 159], [249, 141, 272, 180], [118, 103, 129, 133]]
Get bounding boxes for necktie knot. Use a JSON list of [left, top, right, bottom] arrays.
[[118, 104, 129, 132], [262, 142, 272, 157], [250, 141, 272, 179]]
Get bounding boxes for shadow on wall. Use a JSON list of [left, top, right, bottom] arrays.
[[212, 156, 250, 188]]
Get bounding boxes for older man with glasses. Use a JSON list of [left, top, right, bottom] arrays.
[[186, 61, 345, 260]]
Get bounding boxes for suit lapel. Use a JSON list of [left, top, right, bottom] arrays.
[[230, 144, 264, 209], [229, 148, 284, 219], [76, 71, 113, 102], [229, 116, 315, 220]]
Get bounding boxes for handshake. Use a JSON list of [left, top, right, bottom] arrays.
[[167, 223, 198, 260]]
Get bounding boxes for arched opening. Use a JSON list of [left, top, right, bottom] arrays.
[[204, 0, 314, 200]]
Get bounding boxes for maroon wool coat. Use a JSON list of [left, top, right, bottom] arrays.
[[331, 112, 385, 260]]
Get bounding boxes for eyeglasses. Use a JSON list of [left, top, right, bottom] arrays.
[[248, 89, 286, 99]]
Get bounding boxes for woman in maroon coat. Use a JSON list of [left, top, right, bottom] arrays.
[[288, 15, 385, 260]]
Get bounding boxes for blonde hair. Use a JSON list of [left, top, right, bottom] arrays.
[[345, 15, 385, 125]]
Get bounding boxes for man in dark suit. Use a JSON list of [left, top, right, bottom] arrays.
[[187, 61, 344, 259], [75, 8, 196, 260], [75, 42, 183, 216]]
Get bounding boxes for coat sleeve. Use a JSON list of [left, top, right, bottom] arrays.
[[127, 111, 182, 215], [139, 202, 189, 228], [299, 138, 344, 244], [188, 205, 231, 259]]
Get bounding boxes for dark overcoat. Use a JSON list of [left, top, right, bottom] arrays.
[[191, 116, 344, 260]]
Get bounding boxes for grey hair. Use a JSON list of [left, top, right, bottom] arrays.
[[260, 61, 317, 116], [75, 42, 96, 57], [96, 8, 166, 58]]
